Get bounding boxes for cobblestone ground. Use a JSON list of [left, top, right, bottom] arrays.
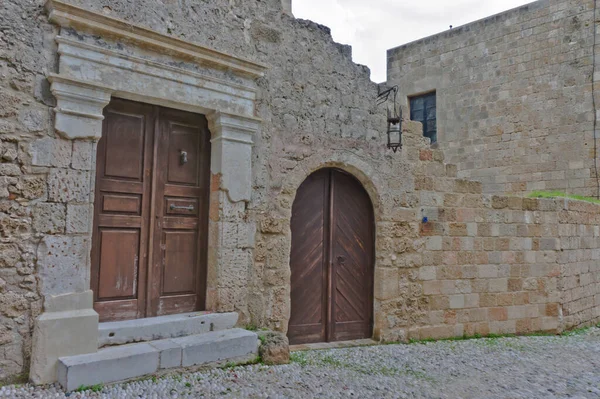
[[3, 328, 600, 398]]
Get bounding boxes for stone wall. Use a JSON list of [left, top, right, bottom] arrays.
[[0, 0, 59, 382], [387, 0, 598, 196], [1, 0, 387, 380], [365, 131, 600, 341], [408, 177, 600, 341], [558, 200, 600, 329]]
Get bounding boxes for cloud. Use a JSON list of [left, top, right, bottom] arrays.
[[293, 0, 535, 82]]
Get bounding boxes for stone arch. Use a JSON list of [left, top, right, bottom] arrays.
[[284, 158, 384, 223], [277, 156, 384, 341]]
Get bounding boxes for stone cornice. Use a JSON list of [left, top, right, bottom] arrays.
[[45, 0, 269, 79], [55, 36, 258, 102]]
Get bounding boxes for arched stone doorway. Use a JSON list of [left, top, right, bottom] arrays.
[[288, 168, 375, 344]]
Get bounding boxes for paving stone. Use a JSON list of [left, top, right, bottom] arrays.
[[11, 329, 600, 398]]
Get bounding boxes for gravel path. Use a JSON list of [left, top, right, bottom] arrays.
[[3, 328, 600, 398]]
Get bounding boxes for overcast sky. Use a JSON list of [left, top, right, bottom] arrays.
[[292, 0, 535, 82]]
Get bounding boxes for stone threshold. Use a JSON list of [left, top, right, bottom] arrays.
[[59, 328, 258, 391], [289, 338, 378, 352], [98, 312, 238, 347]]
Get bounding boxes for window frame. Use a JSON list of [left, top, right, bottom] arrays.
[[408, 91, 437, 144]]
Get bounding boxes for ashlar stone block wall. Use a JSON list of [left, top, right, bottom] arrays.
[[558, 200, 600, 329], [370, 138, 600, 341], [387, 0, 598, 196]]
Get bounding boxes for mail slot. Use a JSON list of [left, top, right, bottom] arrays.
[[165, 198, 198, 216]]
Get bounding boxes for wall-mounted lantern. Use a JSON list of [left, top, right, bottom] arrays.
[[377, 85, 403, 153]]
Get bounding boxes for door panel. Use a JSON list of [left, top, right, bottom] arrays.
[[330, 170, 374, 342], [288, 168, 374, 345], [149, 107, 210, 317], [102, 194, 142, 214], [97, 229, 140, 299], [92, 99, 210, 322], [288, 169, 329, 345], [103, 113, 145, 180], [91, 99, 154, 322], [165, 198, 199, 217], [162, 231, 198, 295], [167, 127, 200, 185]]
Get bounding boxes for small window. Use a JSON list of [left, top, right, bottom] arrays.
[[409, 92, 437, 143]]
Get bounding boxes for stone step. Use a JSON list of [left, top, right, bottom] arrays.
[[98, 311, 238, 347], [58, 328, 258, 391]]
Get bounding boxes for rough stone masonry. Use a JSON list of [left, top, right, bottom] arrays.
[[0, 0, 599, 385]]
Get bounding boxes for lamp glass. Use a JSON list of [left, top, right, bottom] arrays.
[[387, 121, 402, 152]]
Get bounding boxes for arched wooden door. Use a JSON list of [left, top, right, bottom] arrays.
[[288, 168, 375, 344]]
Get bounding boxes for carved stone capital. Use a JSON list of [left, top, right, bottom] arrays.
[[48, 74, 112, 140], [207, 112, 261, 203]]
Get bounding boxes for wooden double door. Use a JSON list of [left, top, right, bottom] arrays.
[[288, 168, 375, 344], [91, 99, 211, 322]]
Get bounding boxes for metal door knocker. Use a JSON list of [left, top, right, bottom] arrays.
[[179, 150, 188, 165]]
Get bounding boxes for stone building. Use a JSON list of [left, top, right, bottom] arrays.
[[388, 0, 597, 196], [0, 0, 599, 389]]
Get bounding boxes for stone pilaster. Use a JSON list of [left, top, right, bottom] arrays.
[[30, 76, 108, 385], [206, 112, 260, 321]]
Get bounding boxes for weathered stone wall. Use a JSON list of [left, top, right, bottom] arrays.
[[387, 0, 597, 196], [1, 0, 388, 380], [558, 200, 600, 330], [0, 0, 59, 381], [407, 178, 600, 341], [361, 131, 600, 342]]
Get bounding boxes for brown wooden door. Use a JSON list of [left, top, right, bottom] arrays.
[[288, 168, 374, 345], [288, 169, 329, 344], [91, 99, 210, 322], [91, 99, 154, 321], [150, 107, 210, 317]]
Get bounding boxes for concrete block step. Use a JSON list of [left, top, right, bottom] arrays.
[[58, 328, 258, 391], [98, 311, 238, 347], [175, 328, 259, 367], [58, 343, 159, 392]]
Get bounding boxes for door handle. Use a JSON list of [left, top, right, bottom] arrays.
[[170, 204, 194, 212], [337, 256, 346, 265]]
